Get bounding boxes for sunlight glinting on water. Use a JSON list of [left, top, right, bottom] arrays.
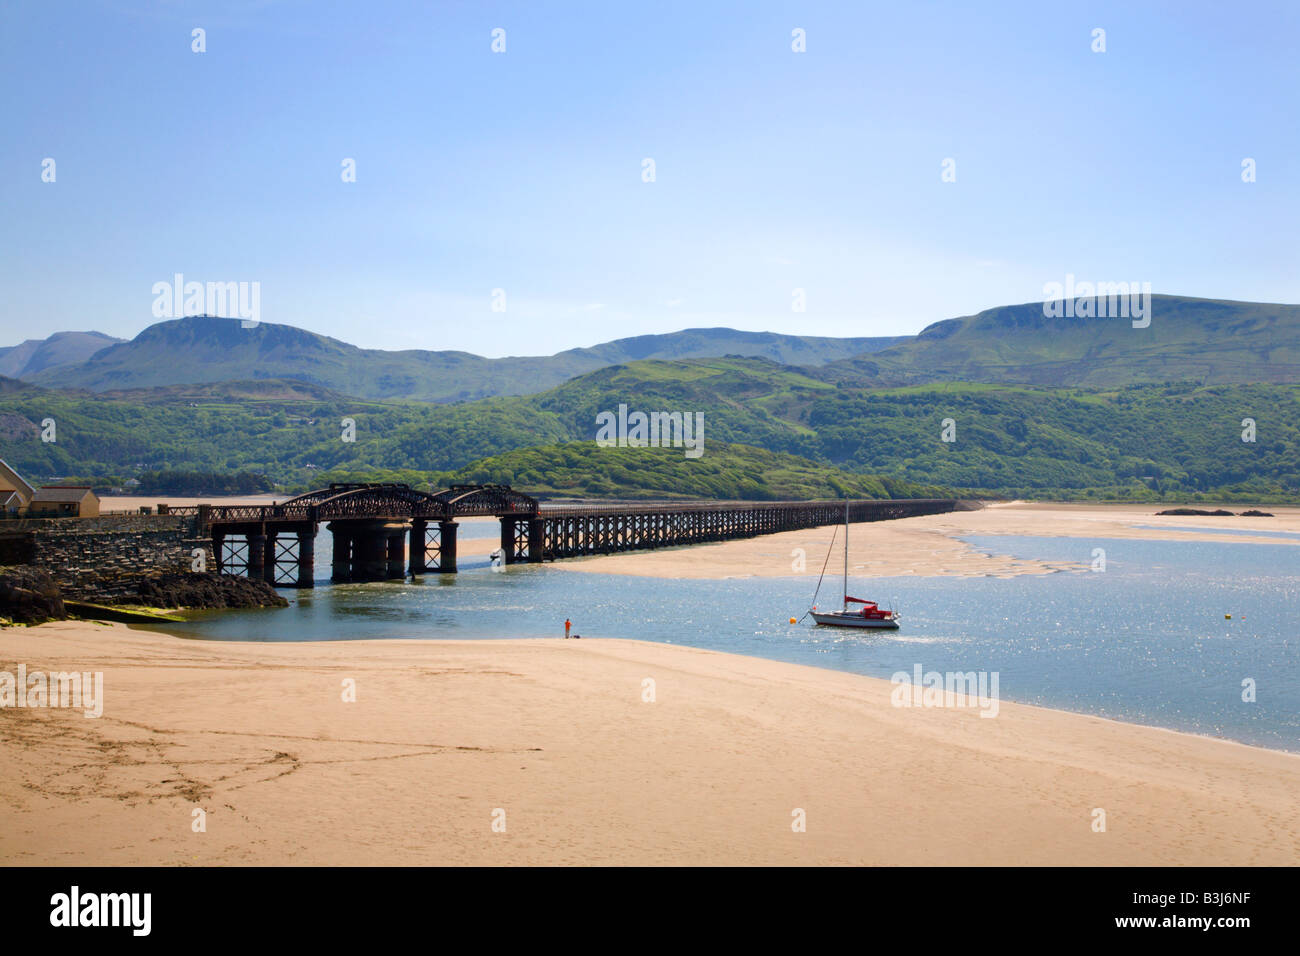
[[154, 534, 1299, 752]]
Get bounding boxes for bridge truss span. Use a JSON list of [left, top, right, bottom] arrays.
[[535, 498, 958, 560], [185, 483, 961, 587]]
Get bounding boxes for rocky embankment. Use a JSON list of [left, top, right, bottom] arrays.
[[133, 572, 289, 610], [0, 567, 66, 624], [1, 568, 287, 625]]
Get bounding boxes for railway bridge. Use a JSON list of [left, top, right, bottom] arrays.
[[176, 483, 961, 588]]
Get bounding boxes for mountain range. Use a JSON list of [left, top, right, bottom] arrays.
[[21, 319, 904, 402], [3, 294, 1297, 501], [0, 331, 124, 380], [13, 294, 1300, 401], [817, 296, 1300, 388]]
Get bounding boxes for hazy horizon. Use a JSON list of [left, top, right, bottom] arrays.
[[11, 287, 1300, 359]]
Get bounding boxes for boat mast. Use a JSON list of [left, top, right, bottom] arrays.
[[843, 498, 849, 610]]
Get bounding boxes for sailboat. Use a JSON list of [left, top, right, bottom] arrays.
[[808, 499, 900, 630]]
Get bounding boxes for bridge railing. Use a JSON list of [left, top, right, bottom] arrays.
[[183, 493, 960, 528], [538, 498, 958, 517]]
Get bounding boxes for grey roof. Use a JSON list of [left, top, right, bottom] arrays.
[[32, 486, 97, 503]]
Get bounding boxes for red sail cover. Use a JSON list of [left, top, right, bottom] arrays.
[[844, 596, 878, 606]]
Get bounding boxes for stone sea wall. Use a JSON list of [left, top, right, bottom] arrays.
[[0, 515, 216, 603]]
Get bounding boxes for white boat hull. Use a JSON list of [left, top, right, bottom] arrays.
[[811, 611, 900, 630]]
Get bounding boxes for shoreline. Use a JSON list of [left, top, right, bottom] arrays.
[[126, 621, 1299, 759], [115, 629, 1300, 758], [144, 625, 1300, 759], [2, 621, 1298, 865]]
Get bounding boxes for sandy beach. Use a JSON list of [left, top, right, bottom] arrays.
[[2, 621, 1298, 866], [7, 501, 1294, 866]]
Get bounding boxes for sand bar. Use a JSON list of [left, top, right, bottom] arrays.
[[554, 502, 1300, 579], [2, 622, 1297, 866]]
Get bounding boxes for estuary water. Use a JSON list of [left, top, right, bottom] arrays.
[[151, 531, 1300, 751]]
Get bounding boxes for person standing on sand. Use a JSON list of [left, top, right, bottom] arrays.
[[565, 618, 571, 639]]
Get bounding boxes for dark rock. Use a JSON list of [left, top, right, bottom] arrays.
[[1238, 510, 1274, 517], [1156, 508, 1234, 516], [0, 565, 67, 624], [131, 572, 289, 610]]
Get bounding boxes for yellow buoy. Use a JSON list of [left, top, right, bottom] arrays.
[[1225, 614, 1232, 620], [789, 617, 797, 624]]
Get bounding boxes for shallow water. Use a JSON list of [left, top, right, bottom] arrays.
[[1133, 524, 1300, 540], [152, 533, 1299, 751]]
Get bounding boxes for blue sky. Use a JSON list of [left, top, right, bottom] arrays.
[[2, 0, 1297, 356]]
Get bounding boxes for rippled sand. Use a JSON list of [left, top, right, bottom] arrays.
[[2, 622, 1297, 865]]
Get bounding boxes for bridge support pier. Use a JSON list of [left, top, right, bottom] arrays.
[[211, 530, 225, 574], [436, 521, 457, 573], [331, 526, 353, 583], [297, 531, 315, 589], [358, 527, 388, 581], [411, 520, 458, 573], [328, 520, 410, 582], [527, 518, 544, 563], [248, 532, 266, 582], [501, 517, 517, 564], [264, 532, 279, 585], [386, 530, 405, 579], [408, 520, 427, 575]]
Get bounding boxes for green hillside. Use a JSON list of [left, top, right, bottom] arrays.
[[1, 357, 1296, 502]]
